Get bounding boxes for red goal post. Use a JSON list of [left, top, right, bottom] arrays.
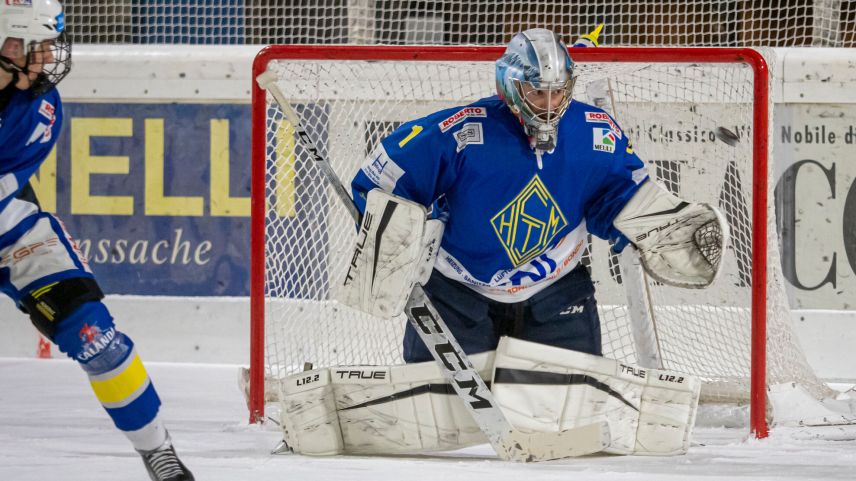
[[250, 46, 772, 437]]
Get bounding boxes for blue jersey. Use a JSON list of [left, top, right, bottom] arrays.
[[0, 88, 62, 216], [352, 96, 647, 302]]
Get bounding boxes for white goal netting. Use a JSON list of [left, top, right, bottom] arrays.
[[251, 48, 831, 429], [65, 1, 855, 47]]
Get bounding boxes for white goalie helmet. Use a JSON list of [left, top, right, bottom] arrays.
[[496, 28, 575, 152], [0, 0, 71, 95]]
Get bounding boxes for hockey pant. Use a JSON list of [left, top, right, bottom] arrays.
[[404, 264, 601, 362], [0, 206, 165, 449]]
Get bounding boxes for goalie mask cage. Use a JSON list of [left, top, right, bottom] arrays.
[[250, 46, 829, 439]]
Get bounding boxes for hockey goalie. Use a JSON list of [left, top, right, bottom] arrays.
[[279, 27, 725, 460]]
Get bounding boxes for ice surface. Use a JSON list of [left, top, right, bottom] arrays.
[[2, 357, 856, 481]]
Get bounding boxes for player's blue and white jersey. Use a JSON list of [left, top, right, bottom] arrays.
[[352, 96, 647, 302], [0, 88, 62, 217]]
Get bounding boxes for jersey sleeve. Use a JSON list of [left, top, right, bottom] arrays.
[[584, 124, 649, 243], [0, 91, 62, 212], [0, 164, 41, 213], [351, 113, 459, 214]]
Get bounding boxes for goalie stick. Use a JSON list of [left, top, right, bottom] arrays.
[[256, 70, 610, 461]]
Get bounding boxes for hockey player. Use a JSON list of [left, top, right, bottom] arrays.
[[349, 27, 726, 363], [0, 2, 193, 480], [278, 27, 723, 459]]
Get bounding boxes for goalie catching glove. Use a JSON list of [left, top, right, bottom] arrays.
[[614, 180, 729, 289]]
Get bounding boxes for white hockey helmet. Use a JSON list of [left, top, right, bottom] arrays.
[[0, 0, 71, 95], [496, 28, 574, 152]]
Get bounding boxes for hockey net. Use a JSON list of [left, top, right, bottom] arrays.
[[64, 1, 856, 47], [250, 46, 830, 437]]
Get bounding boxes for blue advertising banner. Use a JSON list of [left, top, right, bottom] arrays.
[[33, 102, 252, 296]]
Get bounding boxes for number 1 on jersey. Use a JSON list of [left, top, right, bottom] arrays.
[[398, 125, 423, 147]]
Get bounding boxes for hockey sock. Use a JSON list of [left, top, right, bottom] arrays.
[[53, 301, 165, 449]]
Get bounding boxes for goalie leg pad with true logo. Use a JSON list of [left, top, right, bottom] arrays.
[[491, 336, 700, 455], [280, 353, 493, 455], [280, 368, 345, 456]]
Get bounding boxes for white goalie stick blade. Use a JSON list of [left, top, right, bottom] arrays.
[[405, 285, 610, 461], [256, 72, 609, 461]]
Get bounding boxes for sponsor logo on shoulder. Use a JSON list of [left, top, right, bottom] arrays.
[[361, 144, 405, 191], [593, 127, 616, 153], [454, 122, 483, 152], [38, 100, 55, 119], [439, 107, 486, 132], [585, 111, 622, 139], [27, 100, 57, 146]]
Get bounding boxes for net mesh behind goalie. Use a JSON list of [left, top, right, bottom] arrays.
[[252, 47, 830, 429]]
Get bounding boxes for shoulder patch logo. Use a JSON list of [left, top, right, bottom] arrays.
[[361, 144, 405, 191], [38, 99, 55, 120], [439, 107, 486, 132], [27, 99, 57, 146], [454, 122, 483, 152], [593, 127, 616, 153], [584, 111, 622, 139]]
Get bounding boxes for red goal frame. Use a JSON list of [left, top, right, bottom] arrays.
[[249, 46, 770, 438]]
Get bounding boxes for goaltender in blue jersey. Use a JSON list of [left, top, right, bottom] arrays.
[[351, 28, 726, 364], [352, 96, 646, 301]]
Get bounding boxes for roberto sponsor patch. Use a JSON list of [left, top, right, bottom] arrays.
[[593, 128, 617, 153], [361, 144, 405, 191], [454, 122, 483, 152], [438, 107, 487, 132], [585, 111, 622, 139], [38, 99, 55, 120]]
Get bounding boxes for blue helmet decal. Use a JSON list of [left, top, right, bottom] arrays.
[[56, 12, 65, 33]]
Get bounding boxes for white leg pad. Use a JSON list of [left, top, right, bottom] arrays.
[[492, 337, 700, 455], [281, 353, 493, 455], [333, 353, 491, 454], [281, 368, 345, 456]]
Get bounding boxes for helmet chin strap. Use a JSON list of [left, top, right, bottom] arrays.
[[0, 56, 25, 87]]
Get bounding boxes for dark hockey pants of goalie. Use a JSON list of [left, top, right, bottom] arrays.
[[403, 264, 602, 363]]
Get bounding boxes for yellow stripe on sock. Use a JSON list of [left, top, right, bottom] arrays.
[[90, 355, 149, 404]]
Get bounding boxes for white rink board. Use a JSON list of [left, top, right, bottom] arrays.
[[62, 46, 856, 104], [0, 296, 854, 381]]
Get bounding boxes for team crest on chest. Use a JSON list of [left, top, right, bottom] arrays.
[[490, 174, 568, 267]]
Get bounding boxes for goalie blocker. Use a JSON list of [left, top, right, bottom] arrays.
[[280, 337, 700, 458], [337, 188, 443, 318]]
